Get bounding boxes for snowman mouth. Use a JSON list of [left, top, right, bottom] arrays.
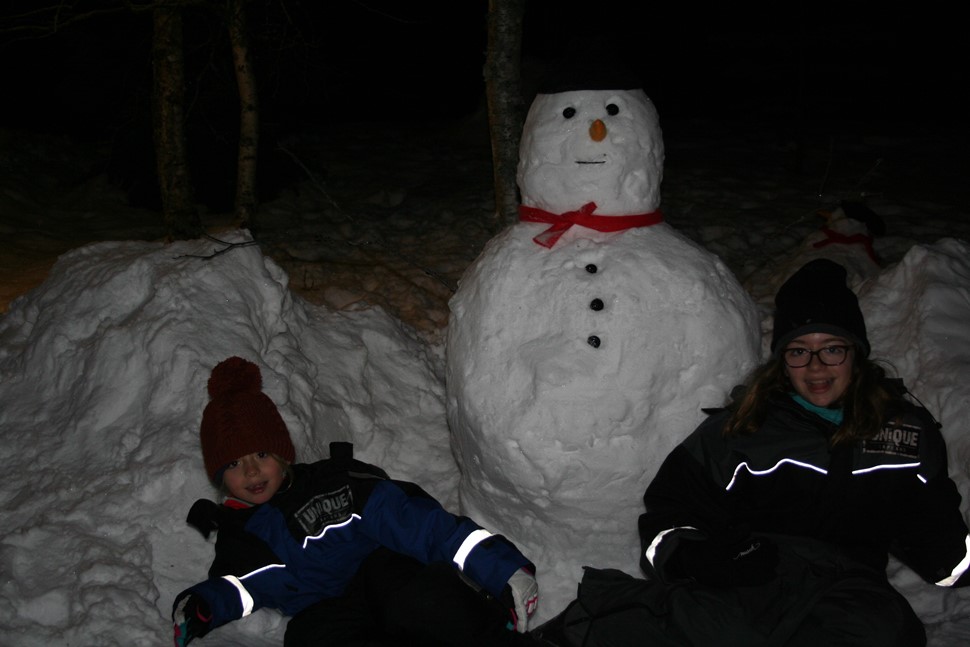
[[576, 160, 606, 165]]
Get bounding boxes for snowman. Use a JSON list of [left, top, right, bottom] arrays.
[[446, 73, 762, 619]]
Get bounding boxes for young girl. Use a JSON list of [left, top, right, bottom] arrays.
[[173, 357, 543, 646], [635, 259, 970, 646]]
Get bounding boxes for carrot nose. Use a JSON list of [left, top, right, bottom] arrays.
[[589, 119, 607, 142]]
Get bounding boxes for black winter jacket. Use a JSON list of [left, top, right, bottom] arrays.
[[639, 387, 970, 588]]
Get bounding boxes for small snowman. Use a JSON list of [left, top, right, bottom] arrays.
[[746, 201, 884, 306], [446, 70, 761, 619]]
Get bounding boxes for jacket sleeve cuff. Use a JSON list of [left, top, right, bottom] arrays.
[[458, 532, 533, 598], [642, 526, 702, 581], [178, 576, 252, 629], [935, 534, 970, 587]]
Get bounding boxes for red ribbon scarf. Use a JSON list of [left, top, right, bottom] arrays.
[[519, 202, 664, 248], [812, 227, 880, 265]]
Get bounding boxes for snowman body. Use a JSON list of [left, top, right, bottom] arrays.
[[446, 88, 761, 618]]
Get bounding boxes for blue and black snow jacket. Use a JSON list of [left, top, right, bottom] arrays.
[[640, 384, 970, 588], [176, 442, 533, 632]]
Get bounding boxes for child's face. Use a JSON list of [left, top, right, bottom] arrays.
[[222, 452, 287, 505], [782, 332, 854, 408]]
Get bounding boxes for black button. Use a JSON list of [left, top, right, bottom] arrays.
[[587, 335, 601, 348], [590, 298, 604, 311]]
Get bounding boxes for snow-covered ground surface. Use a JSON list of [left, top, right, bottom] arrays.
[[2, 114, 969, 645]]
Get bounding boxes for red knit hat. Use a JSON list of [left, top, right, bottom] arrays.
[[200, 357, 296, 483]]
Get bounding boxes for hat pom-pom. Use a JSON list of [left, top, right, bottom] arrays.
[[208, 356, 262, 399]]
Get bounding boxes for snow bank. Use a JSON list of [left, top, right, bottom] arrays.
[[861, 238, 970, 643], [0, 231, 452, 646]]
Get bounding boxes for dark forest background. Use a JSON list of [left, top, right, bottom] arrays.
[[1, 1, 965, 213]]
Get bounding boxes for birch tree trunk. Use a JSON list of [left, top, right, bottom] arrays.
[[228, 0, 259, 231], [484, 0, 525, 229], [152, 4, 201, 239]]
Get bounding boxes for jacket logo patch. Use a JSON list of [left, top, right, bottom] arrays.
[[295, 484, 353, 535], [862, 423, 920, 458]]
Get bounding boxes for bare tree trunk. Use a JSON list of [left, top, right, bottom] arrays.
[[228, 0, 258, 231], [484, 0, 525, 229], [152, 4, 201, 240]]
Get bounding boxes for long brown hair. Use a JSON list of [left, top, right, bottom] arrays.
[[723, 351, 894, 446]]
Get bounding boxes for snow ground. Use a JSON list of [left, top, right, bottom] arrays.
[[1, 115, 969, 645]]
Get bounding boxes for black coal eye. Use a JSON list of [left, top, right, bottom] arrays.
[[563, 107, 576, 118], [606, 104, 619, 116]]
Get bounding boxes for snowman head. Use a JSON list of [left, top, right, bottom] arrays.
[[517, 86, 664, 216]]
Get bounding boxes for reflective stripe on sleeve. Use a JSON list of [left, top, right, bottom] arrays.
[[935, 534, 970, 587], [453, 528, 493, 570], [644, 526, 697, 567], [222, 575, 255, 617]]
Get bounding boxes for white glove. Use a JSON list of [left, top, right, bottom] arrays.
[[507, 567, 539, 633]]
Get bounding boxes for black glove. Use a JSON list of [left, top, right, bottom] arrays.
[[672, 536, 778, 587], [172, 593, 212, 646]]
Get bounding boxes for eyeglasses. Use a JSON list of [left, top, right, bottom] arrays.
[[782, 345, 852, 368]]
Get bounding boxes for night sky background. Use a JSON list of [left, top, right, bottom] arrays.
[[1, 0, 966, 212]]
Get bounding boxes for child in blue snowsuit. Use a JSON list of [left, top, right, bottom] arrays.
[[172, 356, 541, 646]]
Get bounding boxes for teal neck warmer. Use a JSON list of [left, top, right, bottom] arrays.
[[790, 393, 844, 426]]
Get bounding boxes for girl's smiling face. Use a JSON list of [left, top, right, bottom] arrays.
[[222, 452, 287, 505], [783, 333, 854, 408]]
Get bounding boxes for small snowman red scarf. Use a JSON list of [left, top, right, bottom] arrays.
[[519, 202, 664, 248], [812, 227, 880, 265]]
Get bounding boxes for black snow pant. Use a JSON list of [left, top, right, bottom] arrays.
[[283, 547, 528, 647], [545, 535, 926, 647]]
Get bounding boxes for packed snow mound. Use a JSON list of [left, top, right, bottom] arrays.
[[0, 231, 452, 646], [860, 238, 970, 643], [447, 222, 761, 621]]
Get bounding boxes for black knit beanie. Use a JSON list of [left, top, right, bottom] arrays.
[[770, 259, 870, 357]]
